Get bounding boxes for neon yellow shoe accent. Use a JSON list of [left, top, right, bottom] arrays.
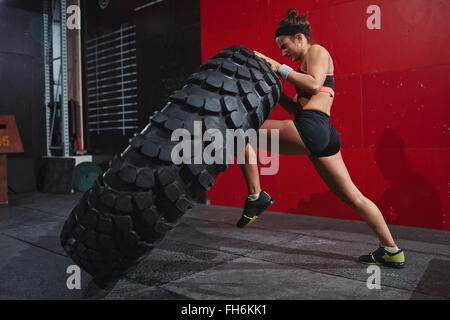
[[382, 251, 405, 263], [242, 215, 258, 226], [359, 254, 381, 265], [359, 261, 380, 265]]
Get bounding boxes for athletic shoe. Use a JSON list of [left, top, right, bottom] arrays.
[[358, 247, 405, 269], [236, 191, 274, 228]]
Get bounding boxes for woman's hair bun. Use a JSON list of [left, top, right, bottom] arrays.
[[286, 8, 298, 18], [278, 8, 311, 41]]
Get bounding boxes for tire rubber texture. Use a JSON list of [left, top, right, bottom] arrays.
[[60, 45, 282, 284]]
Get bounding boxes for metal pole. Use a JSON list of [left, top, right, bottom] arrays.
[[60, 0, 70, 156], [43, 0, 53, 156]]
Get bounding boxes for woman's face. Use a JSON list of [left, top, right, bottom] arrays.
[[275, 34, 301, 62]]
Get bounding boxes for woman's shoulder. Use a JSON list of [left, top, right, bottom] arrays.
[[306, 44, 333, 64], [308, 44, 330, 56], [305, 44, 334, 73]]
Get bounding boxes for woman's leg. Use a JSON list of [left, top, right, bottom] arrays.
[[240, 144, 261, 195], [239, 119, 311, 195], [236, 119, 311, 228], [309, 151, 396, 247]]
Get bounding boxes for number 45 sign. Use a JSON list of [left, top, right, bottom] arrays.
[[0, 135, 9, 147], [0, 115, 24, 204], [0, 115, 23, 154]]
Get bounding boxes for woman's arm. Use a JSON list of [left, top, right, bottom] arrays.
[[255, 46, 329, 96], [287, 46, 329, 95], [278, 92, 300, 115]]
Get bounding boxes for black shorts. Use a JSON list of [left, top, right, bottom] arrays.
[[293, 109, 341, 157]]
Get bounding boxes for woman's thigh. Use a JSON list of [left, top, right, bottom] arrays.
[[258, 119, 311, 156]]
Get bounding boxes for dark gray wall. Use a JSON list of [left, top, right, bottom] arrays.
[[0, 0, 202, 192], [0, 1, 45, 192], [83, 0, 201, 158]]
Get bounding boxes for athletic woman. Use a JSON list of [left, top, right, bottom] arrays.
[[236, 9, 405, 268]]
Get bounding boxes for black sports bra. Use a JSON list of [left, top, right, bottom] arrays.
[[296, 65, 335, 99]]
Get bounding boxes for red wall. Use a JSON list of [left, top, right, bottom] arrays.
[[201, 0, 450, 231]]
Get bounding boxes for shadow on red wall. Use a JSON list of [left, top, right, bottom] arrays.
[[288, 129, 443, 229], [375, 129, 442, 229]]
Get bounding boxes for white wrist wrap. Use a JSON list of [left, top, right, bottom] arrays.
[[277, 64, 293, 80]]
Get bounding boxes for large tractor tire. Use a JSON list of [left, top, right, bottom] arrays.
[[60, 45, 282, 284]]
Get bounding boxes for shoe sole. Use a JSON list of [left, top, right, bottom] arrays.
[[238, 199, 274, 228], [358, 260, 405, 269]]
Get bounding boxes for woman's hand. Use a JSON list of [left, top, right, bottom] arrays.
[[254, 51, 281, 73]]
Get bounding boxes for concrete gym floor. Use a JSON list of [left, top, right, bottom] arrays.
[[0, 192, 449, 300]]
